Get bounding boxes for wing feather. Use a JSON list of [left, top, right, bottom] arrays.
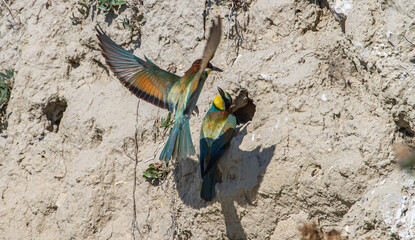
[[96, 26, 180, 111], [190, 16, 222, 91], [200, 112, 236, 176]]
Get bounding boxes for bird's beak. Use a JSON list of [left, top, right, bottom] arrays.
[[217, 87, 232, 110], [217, 87, 226, 99], [211, 65, 223, 72]]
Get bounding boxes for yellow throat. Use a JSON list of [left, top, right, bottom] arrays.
[[213, 94, 225, 110], [206, 69, 212, 76]]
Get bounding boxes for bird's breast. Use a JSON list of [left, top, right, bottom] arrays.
[[202, 112, 228, 139]]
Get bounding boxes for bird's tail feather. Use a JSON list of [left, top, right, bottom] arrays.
[[200, 167, 216, 201], [160, 116, 195, 162]]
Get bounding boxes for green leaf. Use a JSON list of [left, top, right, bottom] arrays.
[[143, 172, 151, 179], [114, 0, 126, 5], [5, 69, 14, 78], [142, 162, 169, 184]]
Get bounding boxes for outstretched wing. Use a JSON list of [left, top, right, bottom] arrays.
[[96, 26, 180, 111], [201, 16, 222, 70], [191, 16, 222, 92]]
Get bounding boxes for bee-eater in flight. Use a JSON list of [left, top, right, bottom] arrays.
[[96, 17, 222, 162], [200, 87, 236, 201]]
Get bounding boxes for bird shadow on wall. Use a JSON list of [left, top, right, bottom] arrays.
[[173, 126, 276, 239]]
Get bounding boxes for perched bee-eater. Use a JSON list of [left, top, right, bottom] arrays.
[[96, 17, 222, 162], [200, 87, 236, 201]]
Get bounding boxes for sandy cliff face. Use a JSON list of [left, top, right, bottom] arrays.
[[0, 0, 414, 239]]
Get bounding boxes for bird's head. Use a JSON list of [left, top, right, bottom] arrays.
[[205, 62, 223, 76], [213, 87, 232, 111], [191, 59, 223, 76]]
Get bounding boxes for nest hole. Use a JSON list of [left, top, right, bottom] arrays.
[[67, 56, 81, 69], [70, 61, 80, 69], [399, 127, 414, 138], [43, 98, 68, 132], [395, 112, 414, 138], [230, 89, 256, 125]]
